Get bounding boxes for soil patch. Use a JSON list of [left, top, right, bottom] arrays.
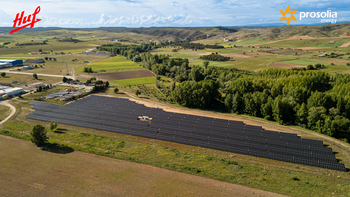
[[340, 41, 350, 47]]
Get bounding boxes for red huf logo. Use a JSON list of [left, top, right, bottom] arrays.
[[10, 6, 41, 34]]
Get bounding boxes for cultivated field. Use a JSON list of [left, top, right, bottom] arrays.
[[76, 56, 143, 74], [109, 77, 156, 87], [0, 73, 61, 86], [270, 62, 306, 69], [81, 70, 154, 81]]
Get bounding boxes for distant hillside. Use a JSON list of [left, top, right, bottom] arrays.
[[1, 23, 349, 43]]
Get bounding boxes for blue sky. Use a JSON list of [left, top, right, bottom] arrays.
[[0, 0, 349, 27]]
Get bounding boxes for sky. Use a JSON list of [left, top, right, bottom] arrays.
[[0, 0, 349, 28]]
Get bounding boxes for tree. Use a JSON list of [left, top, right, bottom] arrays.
[[45, 57, 48, 60], [33, 73, 38, 80], [114, 87, 119, 94], [135, 89, 141, 97], [203, 61, 209, 70], [53, 120, 58, 130], [296, 102, 308, 127], [49, 122, 55, 131], [105, 81, 109, 87], [224, 93, 233, 112], [62, 77, 67, 83], [30, 125, 48, 146], [38, 86, 43, 92], [307, 65, 314, 70], [232, 93, 242, 113], [1, 72, 5, 77], [88, 67, 92, 73]]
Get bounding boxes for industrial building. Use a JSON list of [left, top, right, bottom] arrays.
[[25, 59, 45, 63], [30, 82, 45, 88], [0, 59, 24, 69], [0, 86, 24, 97]]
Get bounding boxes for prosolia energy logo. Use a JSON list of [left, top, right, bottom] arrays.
[[279, 5, 337, 25]]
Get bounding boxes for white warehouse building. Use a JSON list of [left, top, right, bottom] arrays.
[[0, 87, 24, 96], [0, 59, 24, 69]]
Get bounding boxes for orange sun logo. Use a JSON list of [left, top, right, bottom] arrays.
[[280, 6, 297, 25]]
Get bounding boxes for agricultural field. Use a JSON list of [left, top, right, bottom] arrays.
[[261, 38, 350, 48], [278, 58, 332, 66], [76, 56, 143, 74], [81, 70, 154, 81], [0, 73, 61, 86], [108, 77, 156, 87], [0, 135, 287, 197], [0, 54, 108, 76]]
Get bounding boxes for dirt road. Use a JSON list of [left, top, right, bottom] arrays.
[[0, 101, 16, 126]]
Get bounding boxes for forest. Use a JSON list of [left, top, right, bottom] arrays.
[[98, 43, 350, 142]]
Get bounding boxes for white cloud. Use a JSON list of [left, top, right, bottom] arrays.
[[0, 0, 349, 27]]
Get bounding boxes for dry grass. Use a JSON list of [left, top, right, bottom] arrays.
[[0, 135, 288, 197], [270, 62, 306, 69], [0, 105, 10, 121]]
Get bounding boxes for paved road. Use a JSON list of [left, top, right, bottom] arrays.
[[1, 70, 74, 79], [0, 101, 16, 126]]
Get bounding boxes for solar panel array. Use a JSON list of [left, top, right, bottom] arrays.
[[26, 95, 346, 171]]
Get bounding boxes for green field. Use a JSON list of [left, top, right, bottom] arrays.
[[319, 65, 350, 75], [76, 56, 143, 73], [234, 37, 273, 46], [109, 77, 156, 86], [0, 73, 62, 86], [316, 40, 349, 47], [279, 59, 331, 66], [262, 38, 350, 48], [190, 60, 236, 67], [170, 54, 198, 59]]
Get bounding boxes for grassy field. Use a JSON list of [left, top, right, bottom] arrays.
[[76, 56, 143, 74], [0, 73, 62, 86], [0, 39, 113, 56], [234, 37, 273, 46], [190, 59, 236, 67], [225, 55, 290, 71], [0, 54, 108, 76], [0, 105, 10, 121], [262, 38, 350, 48], [278, 58, 331, 66], [1, 95, 350, 197], [109, 77, 156, 87], [319, 65, 350, 75]]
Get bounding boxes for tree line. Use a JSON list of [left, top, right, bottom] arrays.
[[200, 53, 230, 61], [98, 43, 350, 142]]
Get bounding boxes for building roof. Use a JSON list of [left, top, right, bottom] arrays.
[[0, 59, 16, 62], [31, 82, 44, 86]]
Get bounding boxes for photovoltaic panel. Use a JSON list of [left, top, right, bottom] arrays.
[[26, 95, 346, 171]]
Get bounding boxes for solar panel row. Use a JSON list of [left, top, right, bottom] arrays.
[[26, 95, 346, 171]]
